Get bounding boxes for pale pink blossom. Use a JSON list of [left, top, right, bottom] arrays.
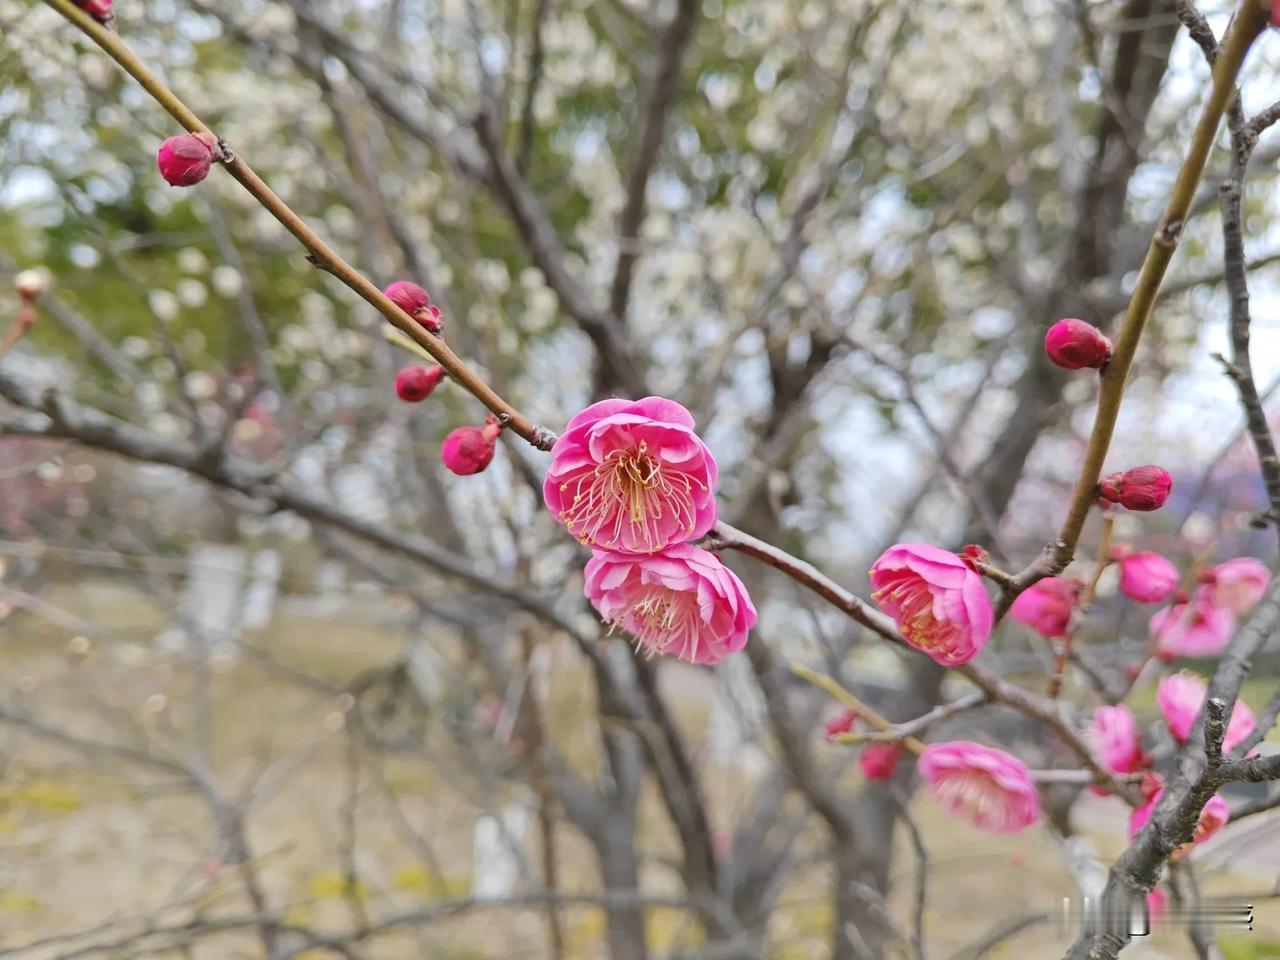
[[869, 544, 993, 665], [1199, 557, 1270, 614], [1157, 672, 1255, 751], [544, 398, 718, 554], [1088, 705, 1147, 775], [1113, 548, 1179, 604], [1129, 788, 1230, 856], [860, 742, 903, 781], [918, 741, 1041, 834], [1008, 577, 1079, 638], [583, 544, 756, 665], [1150, 592, 1236, 657]]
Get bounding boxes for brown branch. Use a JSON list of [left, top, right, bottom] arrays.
[[43, 0, 556, 449], [516, 0, 553, 175], [608, 0, 699, 320], [1048, 513, 1115, 698], [1218, 92, 1280, 544], [1003, 0, 1269, 618]]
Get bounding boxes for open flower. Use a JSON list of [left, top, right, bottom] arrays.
[[583, 544, 756, 665], [1199, 557, 1270, 614], [1157, 672, 1255, 751], [1129, 789, 1230, 856], [1150, 592, 1235, 657], [918, 741, 1041, 834], [1009, 577, 1079, 638], [1088, 704, 1147, 775], [869, 543, 993, 665], [544, 397, 718, 554], [1113, 548, 1179, 604]]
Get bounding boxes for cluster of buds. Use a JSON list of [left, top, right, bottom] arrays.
[[156, 132, 227, 187], [385, 281, 445, 336], [74, 0, 112, 22]]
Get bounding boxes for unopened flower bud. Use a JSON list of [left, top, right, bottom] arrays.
[[157, 133, 218, 187], [394, 365, 445, 402], [14, 269, 49, 301], [1098, 465, 1173, 511], [960, 543, 989, 572], [1044, 318, 1112, 370], [440, 415, 502, 475], [75, 0, 113, 22], [859, 742, 903, 781], [384, 281, 445, 335]]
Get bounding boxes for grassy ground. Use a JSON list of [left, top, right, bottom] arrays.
[[0, 579, 1277, 959]]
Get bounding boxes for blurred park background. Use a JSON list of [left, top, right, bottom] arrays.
[[3, 0, 1280, 957]]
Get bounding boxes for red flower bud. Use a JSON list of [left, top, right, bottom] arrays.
[[1098, 465, 1173, 512], [1044, 318, 1112, 370], [824, 709, 857, 740], [960, 544, 989, 572], [157, 133, 217, 187], [75, 0, 113, 21], [441, 415, 502, 476], [859, 742, 903, 781], [384, 281, 445, 335], [394, 365, 445, 402]]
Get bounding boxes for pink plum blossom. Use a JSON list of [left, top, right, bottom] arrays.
[[1157, 672, 1255, 751], [1009, 576, 1079, 638], [1199, 557, 1270, 614], [544, 397, 718, 554], [1150, 592, 1236, 657], [1129, 789, 1230, 856], [1088, 705, 1147, 775], [1113, 548, 1179, 604], [918, 741, 1041, 834], [583, 544, 756, 665], [869, 543, 993, 666]]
